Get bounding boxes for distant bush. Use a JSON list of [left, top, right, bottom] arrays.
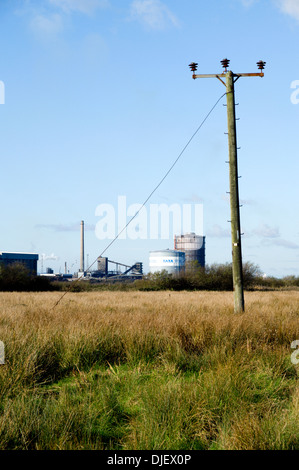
[[5, 261, 294, 293], [0, 263, 55, 292], [252, 275, 299, 290], [132, 262, 262, 292]]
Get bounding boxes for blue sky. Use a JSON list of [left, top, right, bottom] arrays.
[[0, 0, 299, 276]]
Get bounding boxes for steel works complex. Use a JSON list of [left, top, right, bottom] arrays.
[[0, 222, 205, 281]]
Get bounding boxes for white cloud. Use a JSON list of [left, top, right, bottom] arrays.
[[206, 224, 231, 238], [36, 222, 95, 232], [222, 193, 256, 206], [30, 13, 63, 35], [253, 223, 280, 238], [240, 198, 256, 206], [240, 0, 259, 6], [81, 32, 108, 62], [182, 193, 204, 203], [130, 0, 179, 30], [41, 253, 60, 261], [27, 0, 109, 37], [262, 238, 299, 249], [240, 0, 299, 22], [276, 0, 299, 21], [48, 0, 109, 15], [272, 238, 299, 249]]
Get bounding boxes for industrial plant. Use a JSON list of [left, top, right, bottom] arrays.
[[75, 225, 205, 280], [149, 233, 205, 275], [75, 220, 143, 282], [0, 252, 39, 275], [0, 221, 205, 282]]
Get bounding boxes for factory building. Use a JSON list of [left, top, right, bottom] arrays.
[[96, 257, 143, 279], [149, 249, 185, 275], [174, 233, 205, 270], [0, 252, 39, 275], [97, 256, 109, 276]]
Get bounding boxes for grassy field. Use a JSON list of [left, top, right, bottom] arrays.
[[0, 290, 298, 450]]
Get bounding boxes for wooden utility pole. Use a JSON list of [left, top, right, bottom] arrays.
[[226, 70, 244, 313], [189, 59, 266, 313]]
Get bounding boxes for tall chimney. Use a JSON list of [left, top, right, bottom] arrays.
[[80, 220, 84, 273]]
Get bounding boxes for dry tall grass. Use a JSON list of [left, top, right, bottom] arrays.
[[0, 290, 298, 449]]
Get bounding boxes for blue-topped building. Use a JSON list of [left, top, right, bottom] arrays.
[[0, 252, 39, 275]]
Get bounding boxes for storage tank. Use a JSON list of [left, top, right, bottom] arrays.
[[149, 249, 185, 275], [174, 233, 205, 270]]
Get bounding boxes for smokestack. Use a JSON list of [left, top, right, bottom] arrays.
[[80, 220, 84, 273]]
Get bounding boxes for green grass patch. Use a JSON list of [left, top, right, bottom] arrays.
[[0, 291, 298, 449]]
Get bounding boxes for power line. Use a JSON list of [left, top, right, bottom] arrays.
[[52, 91, 227, 309]]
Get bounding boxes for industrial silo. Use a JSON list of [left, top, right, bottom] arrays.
[[97, 257, 108, 276], [149, 249, 185, 275], [174, 233, 205, 270]]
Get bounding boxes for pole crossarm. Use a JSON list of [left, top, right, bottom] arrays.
[[192, 72, 264, 80], [235, 72, 264, 77]]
